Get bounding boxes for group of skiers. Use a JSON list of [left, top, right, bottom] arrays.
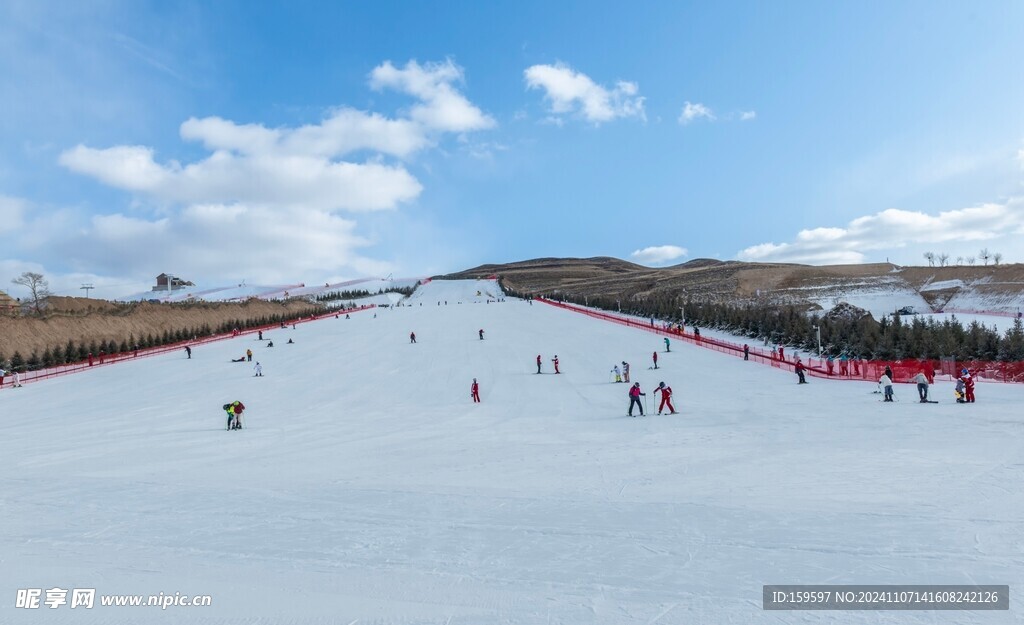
[[536, 354, 559, 374]]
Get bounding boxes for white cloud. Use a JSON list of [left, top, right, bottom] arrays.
[[0, 195, 27, 233], [737, 199, 1024, 265], [524, 62, 645, 124], [369, 59, 495, 133], [678, 101, 715, 125], [631, 245, 689, 265], [740, 110, 757, 121]]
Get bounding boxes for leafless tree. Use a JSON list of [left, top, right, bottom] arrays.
[[967, 256, 976, 266], [979, 248, 991, 265], [938, 253, 950, 267], [923, 251, 935, 267], [11, 271, 52, 314], [993, 252, 1003, 266], [956, 256, 964, 266]]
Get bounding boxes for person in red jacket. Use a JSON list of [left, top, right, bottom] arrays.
[[536, 354, 542, 374], [961, 368, 976, 402], [551, 355, 560, 374], [794, 358, 808, 384], [652, 351, 658, 369], [470, 378, 480, 403], [654, 382, 676, 415], [627, 383, 646, 417]]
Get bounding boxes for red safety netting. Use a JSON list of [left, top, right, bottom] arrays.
[[537, 299, 1024, 384], [0, 304, 375, 389]]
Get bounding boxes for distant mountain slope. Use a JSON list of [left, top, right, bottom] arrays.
[[442, 258, 1024, 318]]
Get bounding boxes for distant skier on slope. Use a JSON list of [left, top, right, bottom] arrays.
[[410, 332, 417, 344], [471, 378, 480, 403], [479, 329, 484, 340], [960, 368, 976, 403], [913, 371, 930, 402], [664, 337, 671, 352], [621, 361, 630, 383], [552, 355, 560, 374], [653, 381, 676, 415], [536, 354, 542, 374], [652, 351, 658, 369], [611, 365, 622, 383], [185, 345, 192, 359], [224, 401, 245, 430], [254, 362, 263, 377], [954, 377, 966, 403], [246, 349, 253, 362], [794, 358, 808, 384], [627, 383, 646, 417], [879, 372, 894, 402]]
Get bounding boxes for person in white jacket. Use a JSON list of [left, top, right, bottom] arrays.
[[879, 373, 894, 402], [253, 362, 263, 377], [912, 371, 930, 402], [611, 365, 622, 383]]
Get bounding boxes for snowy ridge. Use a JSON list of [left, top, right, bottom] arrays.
[[121, 277, 426, 303], [2, 279, 1022, 624]]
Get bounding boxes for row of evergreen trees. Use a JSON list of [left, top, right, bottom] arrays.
[[1, 307, 320, 373], [500, 283, 1024, 362]]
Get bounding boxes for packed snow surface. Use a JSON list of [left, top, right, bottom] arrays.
[[2, 280, 1022, 624]]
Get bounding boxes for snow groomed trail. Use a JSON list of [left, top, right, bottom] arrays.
[[1, 280, 1022, 624]]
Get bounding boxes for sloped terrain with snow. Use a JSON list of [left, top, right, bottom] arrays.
[[2, 280, 1022, 624]]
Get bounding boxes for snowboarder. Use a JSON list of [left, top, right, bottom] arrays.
[[185, 345, 192, 359], [224, 401, 245, 430], [254, 362, 263, 377], [627, 383, 646, 417], [479, 329, 484, 340], [913, 371, 930, 402], [231, 355, 246, 363], [743, 344, 749, 361], [879, 372, 894, 402], [552, 355, 560, 374], [960, 368, 976, 403], [621, 361, 630, 383], [794, 358, 808, 384], [410, 332, 417, 344], [246, 349, 253, 362], [611, 365, 622, 383], [471, 378, 480, 403], [652, 351, 658, 369], [267, 340, 274, 347], [287, 338, 294, 344], [664, 337, 671, 352], [653, 381, 676, 415]]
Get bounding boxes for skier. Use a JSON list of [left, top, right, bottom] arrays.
[[231, 355, 246, 363], [0, 365, 5, 387], [254, 362, 263, 377], [224, 401, 245, 430], [743, 344, 749, 361], [12, 370, 22, 388], [627, 383, 646, 417], [410, 332, 417, 344], [826, 356, 834, 376], [652, 351, 658, 369], [621, 361, 630, 383], [653, 381, 676, 415], [693, 327, 700, 340], [470, 378, 480, 403], [778, 346, 785, 361], [794, 358, 808, 384], [479, 329, 484, 340], [879, 372, 894, 402], [664, 337, 671, 352], [611, 365, 622, 383], [913, 370, 930, 402], [961, 368, 976, 403], [839, 354, 849, 376], [258, 330, 263, 340], [185, 345, 192, 359], [552, 355, 560, 374], [954, 377, 966, 403], [246, 349, 253, 362]]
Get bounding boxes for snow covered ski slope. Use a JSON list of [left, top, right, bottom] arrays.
[[2, 280, 1022, 624]]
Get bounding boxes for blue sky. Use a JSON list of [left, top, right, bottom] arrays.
[[2, 1, 1024, 298]]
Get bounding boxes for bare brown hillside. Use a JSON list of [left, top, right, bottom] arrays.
[[0, 297, 322, 359]]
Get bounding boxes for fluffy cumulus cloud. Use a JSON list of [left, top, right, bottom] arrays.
[[43, 59, 493, 291], [524, 62, 645, 124], [737, 199, 1024, 265], [740, 110, 757, 121], [678, 101, 715, 125], [631, 245, 689, 265]]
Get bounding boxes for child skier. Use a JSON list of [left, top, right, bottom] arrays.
[[654, 381, 676, 415], [470, 378, 480, 403], [552, 355, 560, 374], [611, 365, 622, 383], [621, 361, 630, 383], [954, 378, 966, 403], [960, 368, 976, 403], [879, 372, 894, 402], [224, 401, 245, 430], [627, 383, 646, 417], [254, 362, 263, 377]]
